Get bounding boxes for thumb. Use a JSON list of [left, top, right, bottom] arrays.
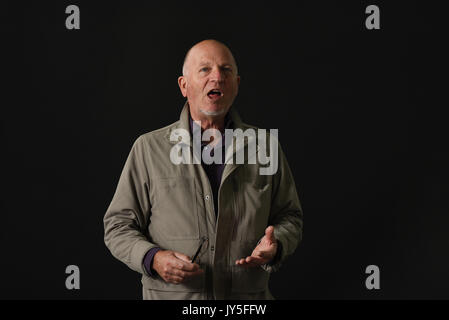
[[265, 226, 276, 243], [173, 251, 191, 262]]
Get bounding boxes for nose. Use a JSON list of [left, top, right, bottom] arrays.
[[209, 67, 224, 83]]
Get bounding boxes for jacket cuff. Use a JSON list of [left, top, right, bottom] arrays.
[[130, 240, 159, 276], [143, 247, 161, 277]]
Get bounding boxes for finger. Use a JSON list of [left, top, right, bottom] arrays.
[[235, 259, 247, 266], [169, 268, 204, 280], [173, 251, 191, 262], [246, 256, 266, 265], [173, 252, 200, 271], [236, 258, 259, 268], [182, 269, 205, 279], [265, 226, 276, 243], [235, 256, 263, 267], [166, 274, 183, 284], [253, 250, 269, 259], [169, 268, 187, 279], [178, 261, 200, 272], [169, 260, 204, 274]]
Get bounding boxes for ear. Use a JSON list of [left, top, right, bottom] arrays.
[[178, 76, 187, 97]]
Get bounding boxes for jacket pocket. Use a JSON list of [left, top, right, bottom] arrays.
[[151, 176, 200, 240], [141, 272, 205, 292]]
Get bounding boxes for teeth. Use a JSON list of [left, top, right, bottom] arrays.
[[207, 89, 222, 98]]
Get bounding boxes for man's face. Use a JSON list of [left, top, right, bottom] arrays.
[[178, 42, 240, 117]]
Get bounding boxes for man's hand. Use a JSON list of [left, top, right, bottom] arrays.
[[152, 250, 204, 284], [235, 226, 278, 268]]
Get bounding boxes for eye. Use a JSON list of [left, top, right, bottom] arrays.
[[200, 67, 210, 72]]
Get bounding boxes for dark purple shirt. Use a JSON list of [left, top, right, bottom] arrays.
[[189, 112, 232, 218]]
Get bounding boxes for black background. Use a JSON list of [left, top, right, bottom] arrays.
[[3, 1, 447, 299]]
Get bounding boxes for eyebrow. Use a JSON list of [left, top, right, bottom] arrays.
[[197, 62, 234, 68]]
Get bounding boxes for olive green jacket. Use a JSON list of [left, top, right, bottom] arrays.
[[103, 103, 303, 299]]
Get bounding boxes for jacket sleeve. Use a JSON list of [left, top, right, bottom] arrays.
[[103, 135, 159, 277], [261, 142, 303, 273]]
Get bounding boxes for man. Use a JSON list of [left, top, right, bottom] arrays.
[[103, 39, 303, 299]]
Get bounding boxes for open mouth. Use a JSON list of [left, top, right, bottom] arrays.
[[207, 89, 223, 99]]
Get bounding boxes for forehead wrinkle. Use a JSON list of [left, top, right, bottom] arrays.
[[182, 40, 238, 75]]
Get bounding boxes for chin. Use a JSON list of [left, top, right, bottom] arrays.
[[200, 105, 227, 117]]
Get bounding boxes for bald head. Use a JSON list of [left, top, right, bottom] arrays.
[[182, 39, 238, 76], [177, 39, 240, 123]]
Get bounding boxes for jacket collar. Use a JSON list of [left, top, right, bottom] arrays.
[[165, 101, 258, 174], [166, 101, 244, 145]]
